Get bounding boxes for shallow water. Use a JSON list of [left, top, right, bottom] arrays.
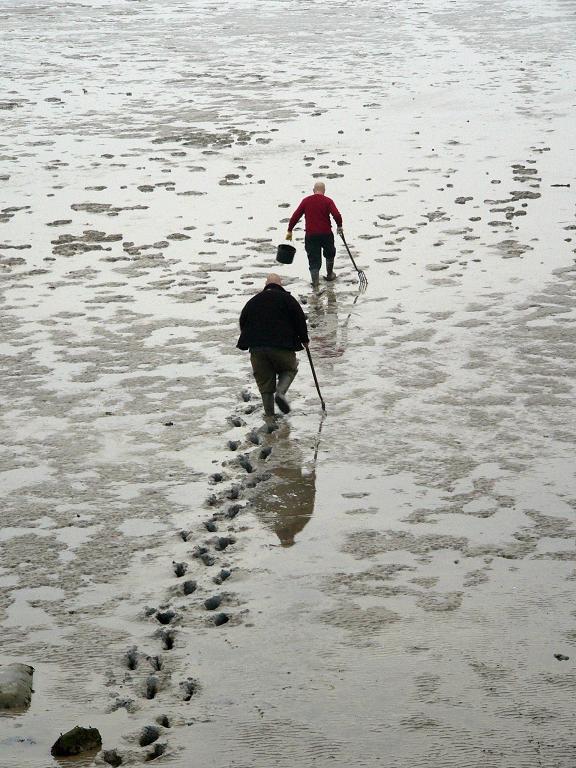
[[1, 0, 575, 765]]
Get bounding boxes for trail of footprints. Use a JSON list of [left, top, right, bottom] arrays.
[[103, 389, 274, 764]]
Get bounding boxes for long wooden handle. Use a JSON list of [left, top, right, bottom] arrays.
[[306, 347, 326, 412]]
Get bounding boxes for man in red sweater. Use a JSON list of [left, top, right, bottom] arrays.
[[286, 181, 343, 288]]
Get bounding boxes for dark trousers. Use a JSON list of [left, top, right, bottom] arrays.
[[250, 348, 298, 394], [304, 233, 336, 271]]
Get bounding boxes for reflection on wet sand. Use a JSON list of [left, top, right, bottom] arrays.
[[307, 287, 360, 361], [250, 423, 319, 547]]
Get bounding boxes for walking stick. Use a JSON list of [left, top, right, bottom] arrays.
[[305, 346, 326, 412], [339, 232, 368, 288]]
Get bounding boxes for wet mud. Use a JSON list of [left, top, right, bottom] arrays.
[[1, 0, 576, 765]]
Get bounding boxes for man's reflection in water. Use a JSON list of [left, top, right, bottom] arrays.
[[250, 422, 319, 547], [306, 285, 358, 361]]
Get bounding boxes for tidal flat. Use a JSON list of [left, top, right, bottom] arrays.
[[1, 0, 575, 765]]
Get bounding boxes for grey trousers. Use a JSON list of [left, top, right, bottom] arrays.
[[250, 348, 298, 394]]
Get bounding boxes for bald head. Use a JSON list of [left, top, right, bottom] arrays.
[[266, 273, 283, 287], [313, 181, 326, 194]]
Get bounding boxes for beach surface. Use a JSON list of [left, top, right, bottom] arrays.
[[1, 0, 576, 765]]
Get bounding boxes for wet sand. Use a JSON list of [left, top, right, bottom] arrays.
[[1, 0, 576, 765]]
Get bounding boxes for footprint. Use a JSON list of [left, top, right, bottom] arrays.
[[155, 714, 170, 728], [215, 536, 234, 551], [226, 504, 241, 519], [226, 485, 241, 500], [148, 655, 162, 672], [145, 743, 166, 761], [180, 678, 198, 702], [237, 455, 254, 473], [155, 609, 176, 625], [204, 520, 218, 532], [139, 726, 160, 747], [173, 561, 187, 577], [213, 569, 231, 585], [125, 646, 138, 670], [145, 676, 158, 700], [182, 580, 197, 595], [102, 749, 123, 766], [204, 595, 222, 611], [158, 629, 175, 650]]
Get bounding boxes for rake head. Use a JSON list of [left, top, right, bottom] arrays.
[[357, 268, 368, 289]]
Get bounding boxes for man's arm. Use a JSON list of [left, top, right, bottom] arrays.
[[329, 199, 343, 232], [239, 298, 252, 329], [288, 296, 310, 346], [287, 200, 305, 239]]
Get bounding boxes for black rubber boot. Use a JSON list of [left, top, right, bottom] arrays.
[[310, 269, 320, 288], [261, 393, 275, 418], [274, 371, 296, 414], [324, 259, 336, 281]]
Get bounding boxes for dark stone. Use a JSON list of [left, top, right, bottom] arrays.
[[210, 472, 224, 483], [201, 553, 215, 566], [213, 612, 230, 626], [0, 664, 34, 710], [226, 504, 241, 519], [554, 653, 569, 661], [260, 447, 272, 459], [204, 520, 218, 532], [247, 430, 261, 445], [227, 440, 240, 451], [204, 595, 222, 611], [51, 726, 102, 757]]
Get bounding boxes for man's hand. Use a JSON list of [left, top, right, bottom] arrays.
[[286, 231, 293, 241], [336, 227, 344, 237]]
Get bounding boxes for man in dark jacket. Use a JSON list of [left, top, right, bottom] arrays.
[[286, 181, 343, 287], [237, 274, 309, 419]]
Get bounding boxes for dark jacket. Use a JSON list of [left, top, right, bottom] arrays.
[[237, 284, 309, 351]]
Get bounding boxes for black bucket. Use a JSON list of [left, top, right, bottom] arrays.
[[276, 243, 296, 265]]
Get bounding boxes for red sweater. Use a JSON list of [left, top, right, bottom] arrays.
[[288, 193, 342, 235]]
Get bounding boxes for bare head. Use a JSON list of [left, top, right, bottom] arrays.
[[313, 181, 326, 194], [266, 273, 283, 287]]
